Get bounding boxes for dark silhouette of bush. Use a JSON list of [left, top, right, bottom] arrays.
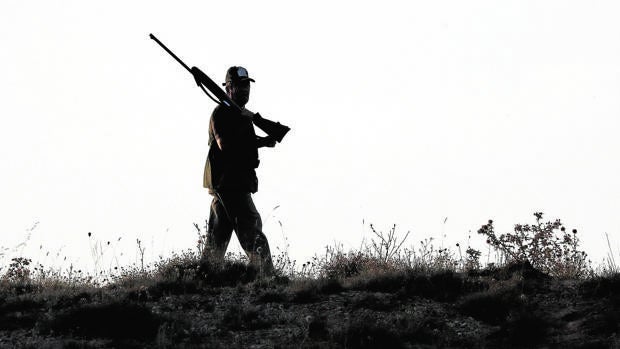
[[288, 278, 344, 304], [196, 259, 258, 286], [40, 301, 161, 340], [458, 287, 523, 325], [255, 288, 287, 303], [0, 298, 42, 330], [350, 271, 407, 293], [142, 279, 199, 301], [291, 283, 322, 304], [348, 270, 485, 302], [579, 273, 620, 297], [318, 278, 344, 294], [423, 271, 473, 301], [151, 252, 260, 287]]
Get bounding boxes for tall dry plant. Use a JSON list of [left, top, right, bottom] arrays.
[[602, 232, 619, 275], [369, 224, 410, 263]]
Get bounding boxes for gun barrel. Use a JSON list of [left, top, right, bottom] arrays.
[[191, 67, 241, 113], [149, 33, 192, 74]]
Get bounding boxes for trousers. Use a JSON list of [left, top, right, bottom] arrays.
[[205, 191, 274, 272]]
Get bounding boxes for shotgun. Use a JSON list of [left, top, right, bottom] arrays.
[[149, 33, 290, 142]]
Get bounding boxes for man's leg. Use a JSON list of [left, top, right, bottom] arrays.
[[204, 194, 234, 261], [218, 191, 274, 274]]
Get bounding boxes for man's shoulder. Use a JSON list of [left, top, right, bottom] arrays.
[[211, 105, 235, 128], [212, 105, 253, 124], [211, 104, 230, 117]]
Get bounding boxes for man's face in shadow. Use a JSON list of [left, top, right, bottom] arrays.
[[227, 80, 251, 108]]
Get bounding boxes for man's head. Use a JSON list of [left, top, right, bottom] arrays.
[[224, 66, 254, 108]]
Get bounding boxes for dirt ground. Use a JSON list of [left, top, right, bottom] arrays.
[[0, 264, 619, 348]]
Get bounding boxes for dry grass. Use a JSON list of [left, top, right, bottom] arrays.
[[0, 211, 609, 300], [0, 212, 618, 347]]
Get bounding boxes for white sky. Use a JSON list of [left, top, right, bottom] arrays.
[[1, 1, 619, 272]]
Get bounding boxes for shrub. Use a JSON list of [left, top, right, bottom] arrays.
[[318, 247, 397, 279], [3, 257, 32, 282], [478, 212, 591, 278], [311, 225, 456, 280], [40, 301, 161, 340], [464, 247, 482, 271]]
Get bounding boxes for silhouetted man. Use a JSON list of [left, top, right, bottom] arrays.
[[201, 66, 276, 274]]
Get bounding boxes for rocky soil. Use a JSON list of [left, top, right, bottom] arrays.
[[0, 263, 619, 348]]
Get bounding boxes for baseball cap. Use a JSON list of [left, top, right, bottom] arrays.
[[223, 66, 255, 86]]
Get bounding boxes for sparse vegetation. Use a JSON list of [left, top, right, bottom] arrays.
[[0, 212, 618, 347]]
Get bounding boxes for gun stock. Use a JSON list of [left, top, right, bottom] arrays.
[[253, 113, 290, 143]]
